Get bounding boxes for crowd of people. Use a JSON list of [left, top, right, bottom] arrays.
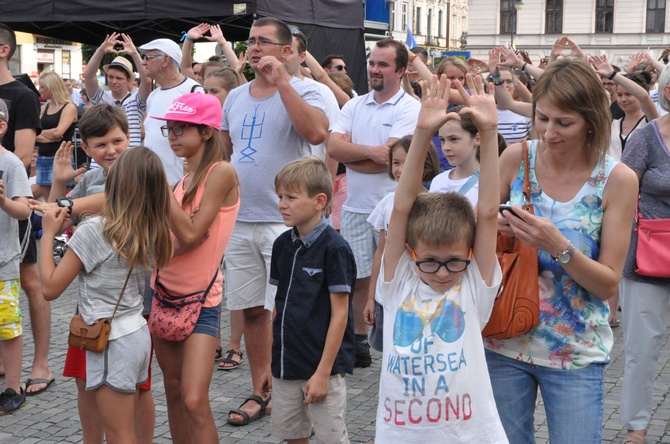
[[0, 16, 668, 444]]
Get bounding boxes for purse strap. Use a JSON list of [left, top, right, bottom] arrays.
[[457, 170, 480, 195], [521, 139, 531, 205], [109, 267, 134, 322]]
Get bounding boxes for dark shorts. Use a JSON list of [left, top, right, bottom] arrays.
[[19, 218, 37, 264], [369, 301, 384, 352]]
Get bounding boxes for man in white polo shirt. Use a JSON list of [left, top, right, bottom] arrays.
[[328, 38, 420, 367]]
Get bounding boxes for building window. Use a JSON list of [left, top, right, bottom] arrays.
[[390, 2, 396, 30], [545, 0, 563, 33], [500, 0, 516, 34], [595, 0, 614, 33], [428, 8, 433, 37], [452, 14, 458, 39], [647, 0, 666, 33], [416, 7, 422, 34], [402, 3, 408, 30], [438, 10, 444, 37]]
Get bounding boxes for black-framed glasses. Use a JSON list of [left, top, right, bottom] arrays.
[[409, 246, 472, 274], [332, 64, 346, 71], [245, 38, 285, 49], [141, 53, 163, 61], [415, 258, 471, 274], [160, 123, 193, 137]]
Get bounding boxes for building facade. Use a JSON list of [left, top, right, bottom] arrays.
[[468, 0, 670, 67], [10, 32, 84, 84]]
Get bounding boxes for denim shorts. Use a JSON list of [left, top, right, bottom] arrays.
[[192, 304, 221, 338], [36, 155, 54, 186]]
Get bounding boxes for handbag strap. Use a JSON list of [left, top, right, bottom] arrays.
[[521, 139, 531, 205], [110, 267, 134, 322], [457, 170, 480, 195]]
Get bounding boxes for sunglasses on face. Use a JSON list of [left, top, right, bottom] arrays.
[[332, 64, 346, 71]]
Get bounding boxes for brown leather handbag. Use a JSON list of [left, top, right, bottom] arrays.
[[482, 140, 540, 340], [68, 269, 132, 353]]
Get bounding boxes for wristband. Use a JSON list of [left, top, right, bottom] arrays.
[[520, 62, 528, 71], [493, 79, 505, 86], [490, 73, 501, 79], [409, 54, 418, 64], [179, 31, 192, 42], [608, 71, 617, 80]]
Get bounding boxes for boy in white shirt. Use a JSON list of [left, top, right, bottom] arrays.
[[376, 74, 508, 443]]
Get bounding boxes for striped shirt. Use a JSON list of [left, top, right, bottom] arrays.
[[497, 109, 531, 144], [90, 88, 145, 148]]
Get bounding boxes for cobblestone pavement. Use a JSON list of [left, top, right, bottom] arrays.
[[1, 273, 669, 443]]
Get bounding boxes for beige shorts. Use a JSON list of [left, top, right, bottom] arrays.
[[224, 221, 285, 311], [271, 374, 349, 443]]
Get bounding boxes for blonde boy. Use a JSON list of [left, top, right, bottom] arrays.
[[0, 98, 32, 414], [377, 75, 508, 442], [262, 157, 356, 443]]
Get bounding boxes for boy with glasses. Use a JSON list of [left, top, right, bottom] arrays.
[[376, 74, 507, 442]]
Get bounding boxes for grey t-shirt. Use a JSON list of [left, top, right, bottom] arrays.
[[67, 216, 146, 339], [68, 167, 106, 225], [0, 150, 32, 280], [221, 77, 325, 222], [621, 120, 670, 285]]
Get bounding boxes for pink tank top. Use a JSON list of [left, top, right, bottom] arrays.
[[155, 162, 240, 307]]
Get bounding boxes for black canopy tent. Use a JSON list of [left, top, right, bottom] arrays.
[[2, 0, 369, 94]]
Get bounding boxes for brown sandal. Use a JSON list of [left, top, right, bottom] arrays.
[[217, 349, 244, 371]]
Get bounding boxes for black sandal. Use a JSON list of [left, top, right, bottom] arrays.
[[217, 349, 244, 371], [227, 394, 271, 426]]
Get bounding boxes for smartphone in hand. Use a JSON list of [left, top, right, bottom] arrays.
[[499, 204, 521, 219]]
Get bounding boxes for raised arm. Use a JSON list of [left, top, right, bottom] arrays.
[[119, 34, 152, 102], [181, 24, 210, 80], [384, 75, 453, 280], [303, 51, 351, 107], [83, 33, 121, 99], [591, 54, 659, 120], [457, 75, 500, 285], [499, 45, 544, 81], [207, 24, 239, 72]]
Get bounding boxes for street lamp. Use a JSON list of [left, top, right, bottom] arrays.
[[511, 0, 524, 49]]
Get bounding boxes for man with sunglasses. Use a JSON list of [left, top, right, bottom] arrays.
[[221, 17, 328, 427], [321, 55, 348, 74], [83, 33, 151, 151], [139, 38, 203, 184]]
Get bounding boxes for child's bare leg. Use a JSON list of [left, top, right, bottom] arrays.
[[287, 439, 310, 444], [136, 389, 155, 444], [95, 385, 138, 444], [0, 336, 23, 392], [154, 338, 190, 443], [76, 377, 104, 444]]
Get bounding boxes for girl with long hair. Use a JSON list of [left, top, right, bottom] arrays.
[[39, 147, 173, 443], [151, 93, 240, 443]]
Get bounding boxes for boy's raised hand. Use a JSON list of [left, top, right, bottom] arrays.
[[53, 141, 87, 183], [457, 74, 498, 132], [415, 74, 453, 133]]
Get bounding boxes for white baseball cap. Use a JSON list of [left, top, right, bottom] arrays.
[[139, 39, 182, 65]]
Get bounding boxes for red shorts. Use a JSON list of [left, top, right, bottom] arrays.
[[63, 328, 154, 391]]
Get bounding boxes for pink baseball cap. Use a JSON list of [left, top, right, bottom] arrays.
[[152, 93, 222, 130]]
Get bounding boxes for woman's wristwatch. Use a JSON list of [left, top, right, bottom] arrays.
[[553, 242, 575, 264]]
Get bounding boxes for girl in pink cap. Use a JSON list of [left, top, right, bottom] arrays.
[[151, 93, 240, 443]]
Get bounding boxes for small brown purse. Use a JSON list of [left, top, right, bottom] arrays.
[[482, 140, 540, 340], [68, 269, 132, 353]]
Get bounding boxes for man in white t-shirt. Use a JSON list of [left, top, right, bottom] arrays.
[[83, 33, 151, 150], [139, 38, 203, 184], [329, 38, 420, 368]]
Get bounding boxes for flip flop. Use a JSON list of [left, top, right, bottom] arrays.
[[218, 349, 244, 371], [24, 378, 56, 396], [227, 394, 271, 426]]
